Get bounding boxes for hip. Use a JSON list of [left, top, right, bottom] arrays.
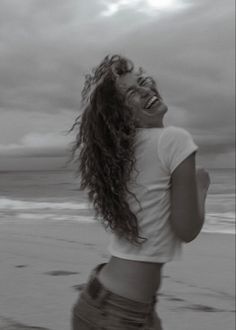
[[98, 256, 163, 302], [71, 263, 163, 330]]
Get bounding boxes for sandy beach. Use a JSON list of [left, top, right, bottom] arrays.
[[0, 219, 234, 330]]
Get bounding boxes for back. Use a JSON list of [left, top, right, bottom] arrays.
[[107, 126, 199, 263]]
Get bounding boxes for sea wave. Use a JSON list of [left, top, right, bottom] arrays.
[[202, 212, 235, 234], [0, 197, 235, 234], [0, 197, 90, 210], [16, 213, 95, 223]]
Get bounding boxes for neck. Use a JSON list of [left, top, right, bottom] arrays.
[[136, 120, 165, 129]]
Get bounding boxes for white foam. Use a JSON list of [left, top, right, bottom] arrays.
[[0, 197, 90, 210], [202, 227, 235, 235], [206, 212, 235, 222], [0, 197, 235, 234], [207, 193, 235, 198], [16, 213, 95, 223], [203, 212, 236, 234]]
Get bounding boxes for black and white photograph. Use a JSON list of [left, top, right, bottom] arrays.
[[0, 1, 235, 329]]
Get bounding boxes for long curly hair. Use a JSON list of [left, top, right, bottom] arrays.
[[68, 54, 147, 245]]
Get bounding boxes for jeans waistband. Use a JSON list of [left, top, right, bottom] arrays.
[[82, 263, 157, 314]]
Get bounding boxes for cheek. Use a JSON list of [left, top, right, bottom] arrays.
[[127, 95, 141, 108], [133, 95, 143, 107]]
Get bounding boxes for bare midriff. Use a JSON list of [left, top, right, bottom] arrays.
[[97, 256, 164, 303]]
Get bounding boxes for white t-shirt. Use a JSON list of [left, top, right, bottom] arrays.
[[108, 126, 199, 263]]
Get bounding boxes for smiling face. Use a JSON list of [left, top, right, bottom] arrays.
[[115, 72, 168, 128]]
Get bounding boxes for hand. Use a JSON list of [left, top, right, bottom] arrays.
[[196, 167, 211, 192]]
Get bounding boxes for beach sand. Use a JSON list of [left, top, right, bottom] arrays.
[[0, 219, 234, 330]]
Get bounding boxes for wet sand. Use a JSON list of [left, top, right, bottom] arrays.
[[0, 219, 234, 330]]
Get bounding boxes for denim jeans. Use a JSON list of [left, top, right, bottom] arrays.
[[71, 263, 162, 330]]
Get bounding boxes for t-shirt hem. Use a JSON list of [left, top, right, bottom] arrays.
[[108, 248, 180, 263]]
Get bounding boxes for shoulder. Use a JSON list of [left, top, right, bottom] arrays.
[[162, 125, 192, 137], [159, 126, 193, 146], [157, 125, 198, 173]]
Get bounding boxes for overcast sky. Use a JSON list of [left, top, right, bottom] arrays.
[[0, 0, 235, 170]]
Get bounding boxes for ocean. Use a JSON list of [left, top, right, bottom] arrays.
[[0, 169, 235, 235]]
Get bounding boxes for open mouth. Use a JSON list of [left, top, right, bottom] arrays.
[[144, 95, 160, 109]]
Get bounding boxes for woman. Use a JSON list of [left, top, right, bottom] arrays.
[[69, 54, 210, 329]]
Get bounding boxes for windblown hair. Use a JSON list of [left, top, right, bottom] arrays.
[[68, 54, 147, 245]]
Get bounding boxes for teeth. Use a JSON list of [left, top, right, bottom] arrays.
[[145, 96, 158, 109]]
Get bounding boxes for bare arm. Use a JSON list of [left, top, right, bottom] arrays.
[[170, 152, 210, 243], [195, 167, 210, 222]]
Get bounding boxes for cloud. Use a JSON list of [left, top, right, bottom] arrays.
[[100, 0, 191, 17], [0, 109, 75, 143], [0, 0, 234, 169], [105, 0, 235, 149], [0, 0, 194, 114], [0, 0, 233, 117], [0, 132, 72, 158]]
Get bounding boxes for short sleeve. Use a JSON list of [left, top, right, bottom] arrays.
[[157, 126, 199, 174]]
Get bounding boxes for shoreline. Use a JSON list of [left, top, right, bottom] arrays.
[[0, 220, 234, 330]]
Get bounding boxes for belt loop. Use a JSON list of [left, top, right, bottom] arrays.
[[152, 294, 157, 305], [96, 286, 111, 307], [148, 294, 157, 313], [86, 263, 110, 306], [86, 276, 111, 307], [87, 263, 107, 286]]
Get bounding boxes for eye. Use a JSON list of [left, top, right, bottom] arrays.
[[126, 88, 137, 97], [138, 76, 155, 87], [137, 77, 146, 86]]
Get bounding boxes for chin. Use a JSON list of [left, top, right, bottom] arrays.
[[154, 103, 168, 115], [161, 102, 168, 112]]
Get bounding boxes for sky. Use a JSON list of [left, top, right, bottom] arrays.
[[0, 0, 235, 170]]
